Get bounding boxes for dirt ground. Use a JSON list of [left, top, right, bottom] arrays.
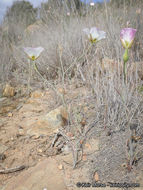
[[0, 83, 143, 190]]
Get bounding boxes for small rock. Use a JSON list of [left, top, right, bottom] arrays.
[[32, 134, 41, 139], [30, 91, 43, 98], [18, 129, 24, 136], [0, 144, 8, 154], [37, 149, 43, 153], [58, 164, 63, 170], [3, 84, 15, 97], [121, 163, 127, 168], [94, 172, 99, 182], [8, 112, 13, 117], [0, 153, 6, 161], [45, 106, 68, 127], [27, 106, 68, 137]]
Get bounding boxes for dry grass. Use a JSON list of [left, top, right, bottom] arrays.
[[0, 1, 143, 83]]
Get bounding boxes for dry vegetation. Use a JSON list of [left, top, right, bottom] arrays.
[[0, 0, 143, 187]]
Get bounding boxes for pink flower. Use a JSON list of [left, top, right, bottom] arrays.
[[120, 28, 137, 49]]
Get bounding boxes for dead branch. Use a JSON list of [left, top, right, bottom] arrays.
[[0, 165, 26, 174]]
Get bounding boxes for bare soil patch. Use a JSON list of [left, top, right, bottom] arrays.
[[0, 83, 143, 190]]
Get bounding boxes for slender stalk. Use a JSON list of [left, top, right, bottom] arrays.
[[59, 46, 65, 89], [123, 61, 127, 82], [27, 59, 32, 95], [32, 61, 66, 106], [123, 48, 129, 83], [33, 60, 45, 81]]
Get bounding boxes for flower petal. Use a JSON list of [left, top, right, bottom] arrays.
[[23, 47, 44, 60], [120, 28, 137, 48], [83, 27, 106, 43], [34, 47, 44, 58], [83, 28, 90, 35], [90, 27, 99, 39], [97, 31, 106, 41]]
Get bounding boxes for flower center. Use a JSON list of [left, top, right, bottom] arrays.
[[125, 40, 129, 48], [31, 55, 36, 61], [89, 34, 97, 43]]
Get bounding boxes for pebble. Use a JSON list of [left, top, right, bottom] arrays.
[[8, 112, 13, 117]]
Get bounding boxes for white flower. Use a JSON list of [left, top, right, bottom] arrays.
[[90, 2, 95, 6], [23, 46, 44, 61], [83, 27, 106, 43]]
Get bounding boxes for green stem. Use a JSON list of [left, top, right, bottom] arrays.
[[32, 61, 66, 106], [123, 48, 129, 83], [28, 59, 32, 95], [33, 61, 45, 81], [59, 49, 65, 88], [123, 61, 127, 82], [58, 47, 67, 107]]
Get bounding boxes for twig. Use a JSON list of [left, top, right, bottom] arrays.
[[51, 129, 78, 169], [75, 120, 99, 161], [51, 133, 61, 148], [16, 104, 23, 111], [50, 120, 99, 169], [58, 130, 77, 168], [0, 165, 26, 174]]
